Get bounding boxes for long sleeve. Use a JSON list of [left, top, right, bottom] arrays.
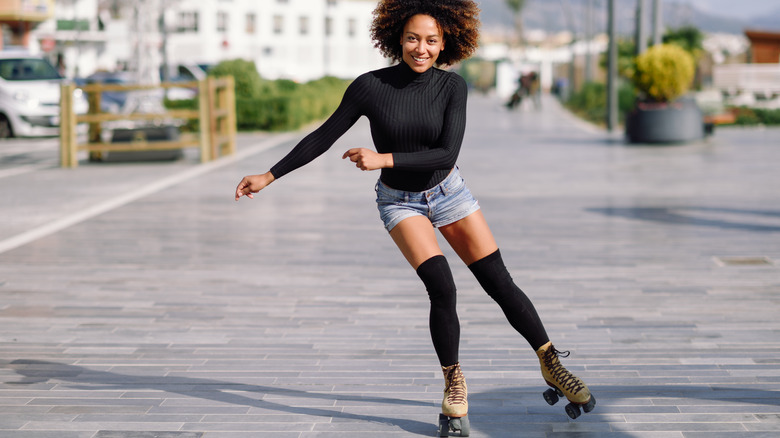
[[269, 77, 367, 180], [269, 63, 469, 192]]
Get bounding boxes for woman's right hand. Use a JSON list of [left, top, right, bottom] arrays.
[[235, 172, 275, 201]]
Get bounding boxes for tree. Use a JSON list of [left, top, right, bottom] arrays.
[[505, 0, 526, 45], [662, 26, 704, 60]]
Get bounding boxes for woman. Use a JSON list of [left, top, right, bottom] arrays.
[[235, 0, 595, 432]]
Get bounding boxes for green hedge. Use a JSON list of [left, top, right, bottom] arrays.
[[165, 59, 351, 132], [164, 97, 199, 132], [235, 76, 349, 131], [729, 107, 780, 126], [563, 81, 636, 126]]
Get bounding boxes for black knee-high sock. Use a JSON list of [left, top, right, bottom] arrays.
[[468, 249, 549, 350], [416, 255, 459, 366]]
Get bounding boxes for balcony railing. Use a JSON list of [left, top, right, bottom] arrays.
[[713, 63, 780, 98], [0, 0, 54, 22]]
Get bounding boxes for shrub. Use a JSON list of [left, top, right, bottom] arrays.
[[730, 107, 780, 126], [164, 97, 199, 132], [232, 76, 350, 131], [189, 59, 352, 132], [564, 81, 636, 126], [632, 44, 695, 102], [208, 59, 265, 98]]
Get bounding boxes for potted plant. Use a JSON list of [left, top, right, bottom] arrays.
[[625, 43, 704, 143]]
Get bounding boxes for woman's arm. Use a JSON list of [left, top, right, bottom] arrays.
[[268, 77, 368, 180], [234, 76, 368, 200], [342, 148, 394, 171], [235, 172, 275, 200]]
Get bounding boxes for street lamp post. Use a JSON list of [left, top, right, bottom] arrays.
[[606, 0, 617, 131], [652, 0, 662, 46], [636, 0, 648, 55]]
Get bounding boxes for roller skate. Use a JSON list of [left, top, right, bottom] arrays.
[[437, 362, 470, 437], [537, 342, 596, 419]]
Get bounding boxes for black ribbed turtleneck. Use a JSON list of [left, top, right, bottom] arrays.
[[269, 62, 468, 192]]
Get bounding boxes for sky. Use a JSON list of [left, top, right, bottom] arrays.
[[671, 0, 780, 20]]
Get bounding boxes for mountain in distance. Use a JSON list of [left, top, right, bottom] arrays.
[[476, 0, 780, 36], [750, 5, 780, 31]]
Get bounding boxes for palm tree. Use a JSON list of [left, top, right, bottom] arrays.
[[505, 0, 526, 46]]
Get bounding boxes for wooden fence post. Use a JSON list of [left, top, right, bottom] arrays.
[[198, 78, 212, 163], [59, 83, 77, 168], [224, 76, 237, 156], [207, 76, 218, 161], [86, 87, 102, 161]]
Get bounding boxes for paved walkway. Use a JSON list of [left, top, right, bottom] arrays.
[[0, 93, 778, 437]]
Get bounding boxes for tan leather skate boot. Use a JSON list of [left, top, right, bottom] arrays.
[[441, 362, 468, 418], [537, 341, 596, 419]]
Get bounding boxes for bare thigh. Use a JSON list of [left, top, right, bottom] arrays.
[[389, 216, 444, 270], [439, 210, 499, 266]]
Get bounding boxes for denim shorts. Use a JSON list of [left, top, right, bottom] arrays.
[[375, 167, 481, 232]]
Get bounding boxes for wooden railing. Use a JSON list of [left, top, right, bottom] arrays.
[[712, 63, 780, 97], [59, 76, 236, 168], [0, 0, 55, 22]]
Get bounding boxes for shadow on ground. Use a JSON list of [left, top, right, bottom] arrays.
[[6, 359, 780, 436], [3, 359, 435, 436], [587, 206, 780, 233]]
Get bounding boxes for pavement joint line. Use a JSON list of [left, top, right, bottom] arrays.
[[556, 103, 607, 136], [0, 132, 299, 255], [0, 164, 50, 180]]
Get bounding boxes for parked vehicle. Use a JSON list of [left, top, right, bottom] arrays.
[[160, 63, 212, 83], [80, 69, 197, 116], [77, 71, 135, 114], [0, 50, 88, 138]]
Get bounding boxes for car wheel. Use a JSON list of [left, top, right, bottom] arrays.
[[0, 114, 13, 139]]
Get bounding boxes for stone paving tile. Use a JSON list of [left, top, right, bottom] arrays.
[[0, 93, 779, 437]]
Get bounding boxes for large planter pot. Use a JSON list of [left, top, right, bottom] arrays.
[[625, 98, 704, 144]]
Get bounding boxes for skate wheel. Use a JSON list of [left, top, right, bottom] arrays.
[[451, 415, 470, 436], [438, 414, 470, 437], [543, 388, 560, 405], [583, 394, 597, 413], [437, 414, 449, 436], [565, 402, 581, 420]]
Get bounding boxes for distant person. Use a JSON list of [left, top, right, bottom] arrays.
[[505, 73, 525, 109], [528, 71, 541, 110], [56, 53, 66, 77], [235, 0, 595, 433]]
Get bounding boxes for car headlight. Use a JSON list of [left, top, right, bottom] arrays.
[[13, 90, 40, 109]]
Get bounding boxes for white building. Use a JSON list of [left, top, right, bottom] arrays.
[[26, 0, 104, 78], [28, 0, 386, 82], [164, 0, 385, 81]]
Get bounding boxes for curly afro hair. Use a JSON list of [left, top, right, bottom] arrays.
[[370, 0, 481, 66]]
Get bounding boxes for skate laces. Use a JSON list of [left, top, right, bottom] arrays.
[[543, 347, 585, 395], [444, 365, 467, 405]]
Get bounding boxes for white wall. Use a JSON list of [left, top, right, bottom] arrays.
[[164, 0, 385, 81]]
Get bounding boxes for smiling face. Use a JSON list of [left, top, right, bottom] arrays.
[[400, 14, 445, 73]]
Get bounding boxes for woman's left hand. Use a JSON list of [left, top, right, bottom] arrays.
[[342, 148, 393, 171]]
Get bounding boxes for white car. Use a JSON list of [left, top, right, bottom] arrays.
[[0, 50, 88, 138]]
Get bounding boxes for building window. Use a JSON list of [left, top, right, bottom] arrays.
[[273, 15, 284, 34], [299, 16, 309, 35], [324, 17, 332, 37], [246, 13, 256, 34], [217, 12, 228, 32], [176, 11, 199, 33], [348, 18, 356, 37]]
